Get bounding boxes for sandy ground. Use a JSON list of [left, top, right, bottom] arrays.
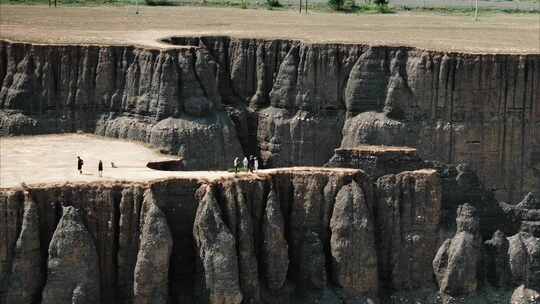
[[0, 134, 231, 188], [0, 5, 538, 53], [0, 134, 358, 189]]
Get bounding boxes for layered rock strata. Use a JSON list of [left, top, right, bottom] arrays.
[[1, 37, 539, 200]]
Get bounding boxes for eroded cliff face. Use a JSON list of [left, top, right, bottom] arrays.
[[1, 38, 538, 200], [0, 168, 445, 304]]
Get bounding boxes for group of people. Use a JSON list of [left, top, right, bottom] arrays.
[[233, 155, 259, 173], [77, 156, 104, 177]]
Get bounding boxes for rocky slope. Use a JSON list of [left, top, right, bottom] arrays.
[[1, 37, 539, 200]]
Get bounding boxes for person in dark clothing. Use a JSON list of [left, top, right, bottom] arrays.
[[233, 157, 240, 174], [77, 156, 84, 174], [248, 155, 254, 173], [98, 160, 103, 177]]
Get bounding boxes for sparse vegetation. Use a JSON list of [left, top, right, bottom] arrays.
[[0, 0, 538, 14], [265, 0, 281, 8], [145, 0, 175, 6], [328, 0, 344, 10]]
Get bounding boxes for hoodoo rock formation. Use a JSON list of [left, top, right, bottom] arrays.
[[1, 37, 539, 200], [433, 204, 482, 298]]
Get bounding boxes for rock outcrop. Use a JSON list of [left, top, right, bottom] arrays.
[[133, 192, 173, 304], [41, 206, 101, 304], [484, 230, 511, 288], [376, 169, 442, 291], [330, 181, 378, 302], [1, 38, 539, 199], [261, 188, 289, 291], [2, 194, 43, 304], [433, 204, 482, 297], [326, 145, 426, 179], [511, 285, 540, 304], [193, 185, 243, 304]]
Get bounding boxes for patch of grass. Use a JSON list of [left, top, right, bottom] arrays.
[[355, 3, 394, 13], [398, 5, 539, 15], [145, 0, 176, 6], [0, 0, 537, 14]]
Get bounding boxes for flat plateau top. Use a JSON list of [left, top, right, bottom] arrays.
[[0, 5, 539, 54], [0, 134, 359, 189], [336, 145, 417, 156]]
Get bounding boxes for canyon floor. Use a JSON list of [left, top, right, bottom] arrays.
[[0, 134, 357, 189], [0, 5, 539, 53]]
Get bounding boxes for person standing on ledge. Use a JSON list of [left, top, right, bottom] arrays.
[[77, 156, 84, 174], [243, 156, 248, 171], [98, 160, 103, 177], [254, 157, 259, 171], [234, 157, 240, 174]]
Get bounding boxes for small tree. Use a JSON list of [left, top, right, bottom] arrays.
[[328, 0, 344, 10]]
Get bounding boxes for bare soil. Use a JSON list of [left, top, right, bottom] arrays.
[[0, 5, 538, 53], [0, 134, 358, 188]]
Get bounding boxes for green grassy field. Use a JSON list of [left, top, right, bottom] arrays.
[[1, 0, 538, 14]]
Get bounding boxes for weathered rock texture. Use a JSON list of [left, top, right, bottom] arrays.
[[41, 206, 101, 304], [433, 204, 483, 297], [330, 181, 378, 302], [0, 40, 243, 170], [376, 169, 442, 291], [0, 168, 444, 304], [1, 38, 539, 199], [133, 192, 173, 304], [2, 194, 43, 304], [326, 145, 426, 179]]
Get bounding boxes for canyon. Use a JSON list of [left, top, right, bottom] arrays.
[[0, 26, 539, 304]]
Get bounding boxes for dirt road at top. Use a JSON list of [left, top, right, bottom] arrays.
[[0, 5, 538, 53]]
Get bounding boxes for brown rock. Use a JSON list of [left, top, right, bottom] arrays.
[[433, 204, 482, 296], [262, 188, 289, 291], [193, 186, 242, 304], [330, 181, 378, 301], [376, 169, 441, 291]]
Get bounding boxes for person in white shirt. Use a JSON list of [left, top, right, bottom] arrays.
[[242, 157, 248, 171]]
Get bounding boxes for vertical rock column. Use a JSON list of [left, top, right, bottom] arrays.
[[193, 186, 243, 304], [41, 206, 101, 304], [133, 191, 173, 304], [2, 193, 43, 304], [433, 204, 482, 298], [376, 169, 442, 291], [261, 188, 289, 291], [330, 181, 379, 302]]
